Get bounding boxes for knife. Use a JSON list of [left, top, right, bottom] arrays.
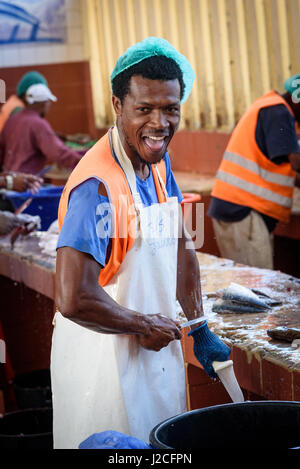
[[180, 317, 206, 329]]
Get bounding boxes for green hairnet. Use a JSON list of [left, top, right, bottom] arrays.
[[111, 37, 195, 104], [16, 71, 48, 97], [283, 73, 300, 96]]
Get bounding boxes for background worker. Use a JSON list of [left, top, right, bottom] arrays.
[[0, 71, 47, 133], [51, 37, 230, 449], [0, 71, 83, 175], [208, 74, 300, 269]]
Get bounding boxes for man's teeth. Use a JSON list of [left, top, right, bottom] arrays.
[[147, 136, 165, 140]]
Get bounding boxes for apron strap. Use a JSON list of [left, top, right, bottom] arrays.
[[153, 164, 169, 202], [109, 126, 143, 209]]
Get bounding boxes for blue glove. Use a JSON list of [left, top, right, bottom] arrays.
[[79, 431, 152, 449], [188, 320, 231, 378]]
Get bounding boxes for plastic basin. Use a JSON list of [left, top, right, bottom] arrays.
[[150, 401, 300, 449], [13, 369, 52, 410], [4, 185, 63, 231], [0, 408, 53, 449]]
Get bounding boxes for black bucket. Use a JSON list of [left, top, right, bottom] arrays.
[[150, 401, 300, 449], [0, 407, 53, 449], [13, 369, 52, 409]]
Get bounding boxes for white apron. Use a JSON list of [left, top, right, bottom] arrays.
[[50, 129, 186, 449]]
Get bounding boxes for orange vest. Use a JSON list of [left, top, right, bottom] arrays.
[[58, 130, 167, 286], [0, 95, 24, 132], [212, 91, 296, 223]]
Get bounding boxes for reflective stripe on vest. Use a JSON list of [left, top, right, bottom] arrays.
[[223, 151, 295, 188], [216, 170, 293, 208], [211, 91, 296, 222]]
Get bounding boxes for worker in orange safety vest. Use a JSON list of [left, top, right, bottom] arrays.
[[208, 74, 300, 269]]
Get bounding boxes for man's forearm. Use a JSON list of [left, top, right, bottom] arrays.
[[66, 283, 152, 336], [55, 247, 182, 348], [55, 146, 82, 169], [56, 248, 151, 336], [39, 130, 81, 169]]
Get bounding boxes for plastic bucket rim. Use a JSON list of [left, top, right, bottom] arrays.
[[0, 407, 53, 439], [4, 186, 64, 201], [149, 400, 300, 449]]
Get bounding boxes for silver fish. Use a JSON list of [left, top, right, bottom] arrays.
[[212, 282, 271, 314], [212, 298, 268, 314], [251, 288, 282, 307], [217, 283, 270, 309]]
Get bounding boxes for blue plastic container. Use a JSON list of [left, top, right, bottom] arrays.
[[4, 185, 63, 231]]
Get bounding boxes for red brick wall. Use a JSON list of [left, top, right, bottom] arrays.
[[169, 130, 231, 174], [1, 61, 97, 138]]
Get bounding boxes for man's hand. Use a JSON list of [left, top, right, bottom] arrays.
[[188, 320, 231, 378], [137, 314, 182, 352], [56, 248, 182, 339], [12, 173, 43, 193]]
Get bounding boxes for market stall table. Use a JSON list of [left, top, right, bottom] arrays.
[[181, 253, 300, 408], [0, 233, 299, 411]]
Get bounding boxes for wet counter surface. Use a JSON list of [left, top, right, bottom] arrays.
[[0, 232, 56, 300], [0, 232, 299, 374], [193, 252, 300, 373]]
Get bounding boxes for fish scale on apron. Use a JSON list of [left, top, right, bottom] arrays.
[[50, 127, 186, 449]]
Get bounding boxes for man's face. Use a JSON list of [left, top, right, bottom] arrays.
[[112, 75, 181, 165], [28, 100, 51, 118], [40, 100, 51, 117]]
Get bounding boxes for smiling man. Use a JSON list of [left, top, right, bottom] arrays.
[[51, 37, 230, 449]]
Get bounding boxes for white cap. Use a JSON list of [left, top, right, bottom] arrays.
[[25, 83, 57, 104]]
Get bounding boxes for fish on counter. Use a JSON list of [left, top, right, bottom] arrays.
[[250, 289, 282, 307], [212, 299, 269, 314], [267, 326, 300, 343], [211, 282, 273, 314]]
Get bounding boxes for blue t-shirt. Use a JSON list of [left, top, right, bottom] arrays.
[[208, 102, 300, 231], [57, 152, 183, 267]]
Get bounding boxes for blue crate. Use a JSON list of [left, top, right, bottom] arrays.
[[4, 185, 64, 231]]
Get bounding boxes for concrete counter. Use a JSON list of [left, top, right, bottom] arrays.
[[0, 232, 55, 299], [0, 233, 56, 382], [195, 252, 300, 371], [181, 252, 300, 407]]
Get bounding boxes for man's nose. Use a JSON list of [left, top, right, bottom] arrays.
[[149, 109, 168, 128]]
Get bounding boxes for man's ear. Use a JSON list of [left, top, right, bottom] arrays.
[[112, 95, 122, 116]]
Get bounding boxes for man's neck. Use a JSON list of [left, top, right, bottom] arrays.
[[116, 122, 150, 180], [25, 104, 45, 118]]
